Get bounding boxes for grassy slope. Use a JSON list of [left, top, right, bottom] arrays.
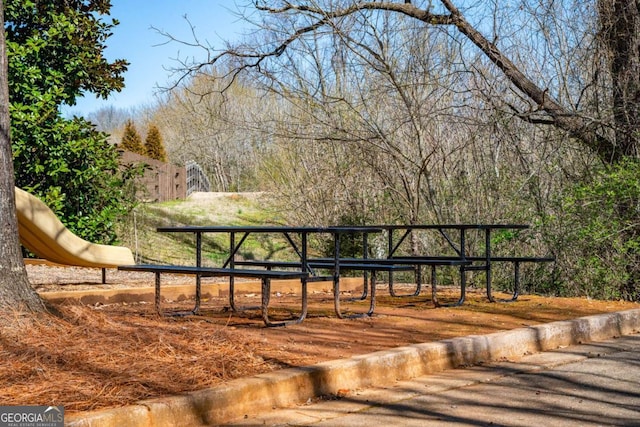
[[119, 192, 291, 265]]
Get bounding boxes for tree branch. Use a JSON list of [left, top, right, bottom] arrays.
[[173, 1, 616, 161], [186, 1, 453, 87]]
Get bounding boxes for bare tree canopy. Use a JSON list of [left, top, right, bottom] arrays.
[[154, 0, 640, 300], [170, 0, 638, 164]]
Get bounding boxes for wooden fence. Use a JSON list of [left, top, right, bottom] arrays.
[[120, 151, 186, 202]]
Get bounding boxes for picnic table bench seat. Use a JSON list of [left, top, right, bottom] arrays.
[[297, 257, 474, 300], [118, 264, 309, 327], [232, 259, 416, 272], [234, 258, 475, 307], [387, 255, 555, 303], [233, 259, 415, 318]]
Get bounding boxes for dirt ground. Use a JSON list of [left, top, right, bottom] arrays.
[[1, 263, 637, 415]]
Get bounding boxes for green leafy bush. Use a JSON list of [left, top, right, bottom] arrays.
[[12, 116, 140, 244], [552, 157, 640, 300], [5, 0, 136, 245]]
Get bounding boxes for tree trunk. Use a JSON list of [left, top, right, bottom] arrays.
[[438, 0, 619, 162], [0, 1, 46, 314], [597, 0, 640, 299], [599, 0, 640, 160]]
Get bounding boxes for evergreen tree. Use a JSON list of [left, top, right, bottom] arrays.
[[6, 0, 133, 246], [120, 119, 144, 154], [144, 124, 167, 162]]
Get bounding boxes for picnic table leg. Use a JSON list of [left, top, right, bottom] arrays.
[[414, 266, 423, 296], [448, 267, 467, 307], [389, 279, 398, 297], [360, 232, 369, 301], [360, 283, 368, 300], [333, 274, 343, 319], [512, 261, 521, 300], [227, 232, 246, 312], [155, 271, 162, 316], [387, 229, 395, 294], [228, 231, 238, 311], [193, 274, 201, 314], [359, 270, 377, 317], [431, 265, 440, 307], [456, 267, 467, 306], [354, 277, 368, 301], [434, 264, 466, 307], [388, 265, 421, 297], [456, 230, 468, 306], [497, 261, 520, 303], [194, 231, 202, 313], [332, 232, 367, 303], [435, 229, 467, 307], [334, 271, 376, 319], [229, 277, 237, 311], [485, 228, 497, 303], [430, 265, 465, 307], [448, 229, 468, 307], [153, 271, 198, 317], [367, 271, 377, 316], [262, 278, 309, 327], [512, 261, 520, 301], [228, 277, 263, 312], [332, 233, 352, 319]]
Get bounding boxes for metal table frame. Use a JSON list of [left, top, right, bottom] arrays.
[[157, 225, 386, 320], [375, 224, 530, 306]]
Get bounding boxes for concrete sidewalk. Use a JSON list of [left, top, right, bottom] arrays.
[[66, 308, 640, 427], [231, 333, 640, 426]]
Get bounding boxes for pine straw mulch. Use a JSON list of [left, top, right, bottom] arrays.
[[0, 304, 279, 413], [0, 288, 639, 416]]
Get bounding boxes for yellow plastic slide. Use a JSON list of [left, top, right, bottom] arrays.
[[14, 187, 135, 268]]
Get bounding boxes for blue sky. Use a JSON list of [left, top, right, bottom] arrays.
[[64, 1, 248, 117]]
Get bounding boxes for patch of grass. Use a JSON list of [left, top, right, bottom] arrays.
[[118, 193, 290, 264]]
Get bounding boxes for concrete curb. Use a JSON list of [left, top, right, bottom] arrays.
[[40, 278, 363, 306], [66, 308, 640, 427]]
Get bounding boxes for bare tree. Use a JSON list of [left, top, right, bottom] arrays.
[[171, 0, 636, 164], [154, 1, 639, 297], [597, 0, 640, 158], [153, 73, 266, 191], [159, 3, 568, 230], [88, 105, 131, 134], [0, 0, 46, 314], [242, 8, 506, 228]]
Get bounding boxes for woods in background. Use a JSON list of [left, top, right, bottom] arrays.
[[91, 1, 640, 301]]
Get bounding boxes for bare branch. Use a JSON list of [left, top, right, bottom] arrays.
[[166, 1, 618, 161], [171, 2, 453, 90], [254, 1, 454, 25]]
